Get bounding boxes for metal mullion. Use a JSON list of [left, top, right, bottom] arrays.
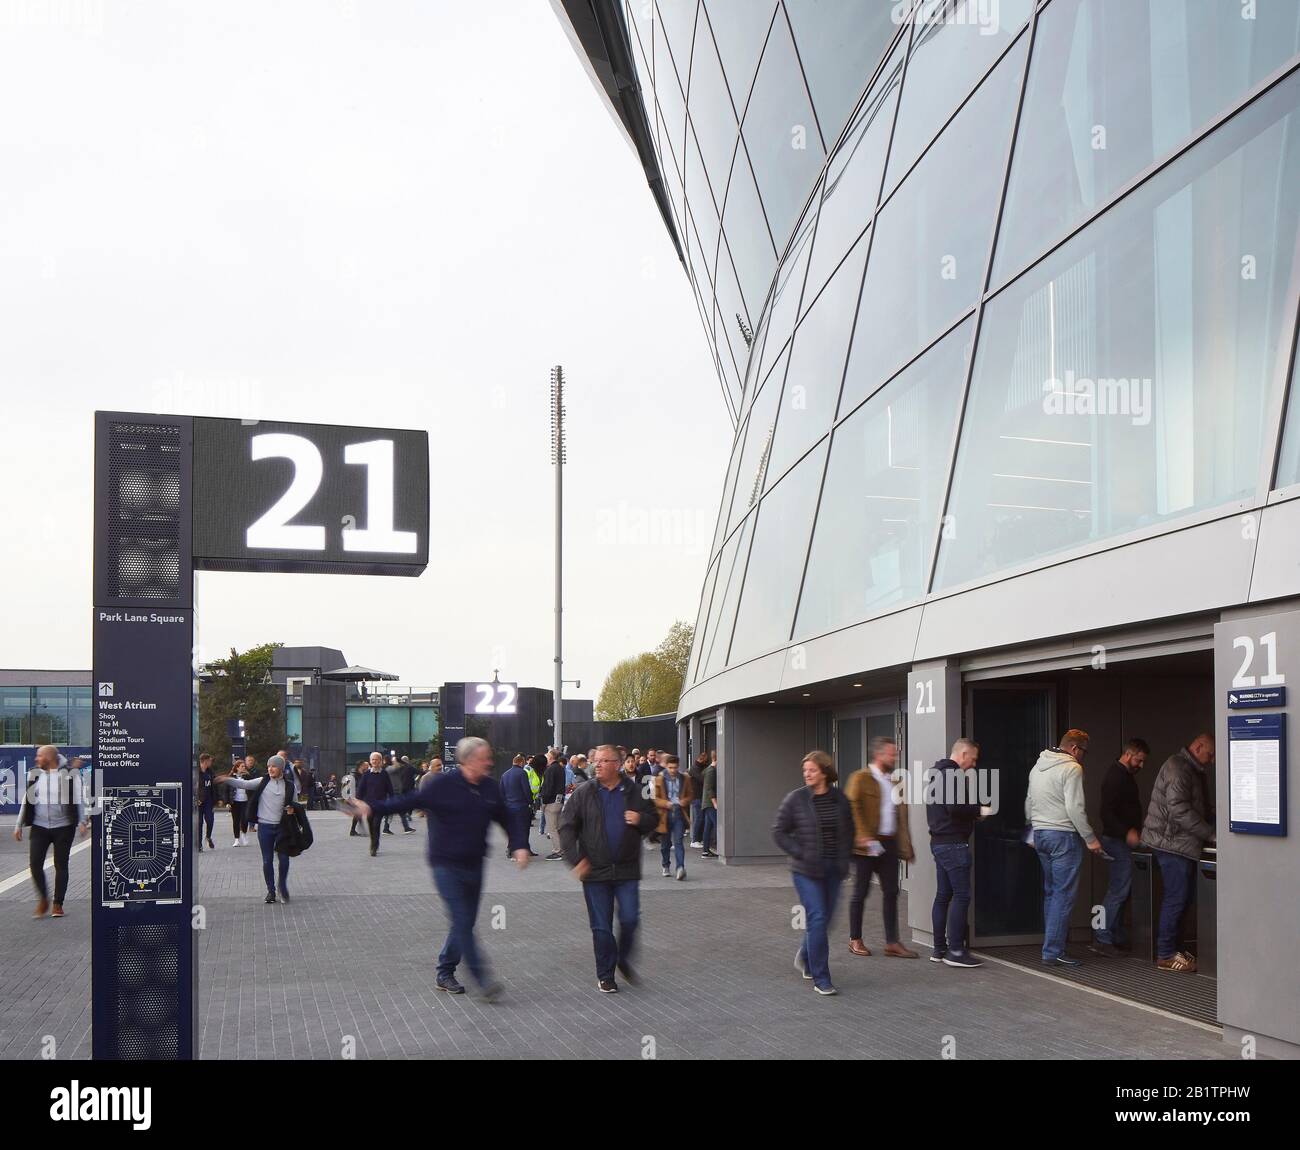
[[779, 0, 827, 154], [876, 17, 1030, 220], [832, 304, 977, 435], [1260, 269, 1300, 496], [921, 0, 1043, 598]]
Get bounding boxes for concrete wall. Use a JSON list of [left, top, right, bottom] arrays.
[[1214, 603, 1300, 1058], [904, 660, 963, 947]]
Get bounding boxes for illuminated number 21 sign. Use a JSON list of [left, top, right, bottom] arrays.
[[192, 418, 429, 577]]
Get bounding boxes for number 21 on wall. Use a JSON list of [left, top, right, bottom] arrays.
[[1231, 632, 1285, 689], [914, 679, 936, 714], [246, 434, 417, 554]]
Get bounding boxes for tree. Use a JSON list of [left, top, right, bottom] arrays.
[[596, 621, 696, 720], [653, 620, 694, 682], [198, 643, 286, 766]]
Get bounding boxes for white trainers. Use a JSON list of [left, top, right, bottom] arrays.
[[242, 834, 251, 846], [676, 867, 686, 881], [690, 841, 702, 848], [232, 839, 240, 847]]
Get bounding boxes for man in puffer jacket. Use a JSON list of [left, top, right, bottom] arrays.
[[1141, 734, 1215, 973], [1025, 729, 1101, 967]]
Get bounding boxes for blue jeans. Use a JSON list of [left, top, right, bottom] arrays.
[[1096, 835, 1132, 945], [930, 842, 972, 957], [660, 807, 686, 870], [432, 861, 489, 985], [582, 879, 640, 982], [792, 871, 843, 990], [1034, 828, 1084, 961], [700, 805, 717, 851], [689, 799, 702, 841], [257, 821, 290, 895], [1155, 850, 1195, 961]]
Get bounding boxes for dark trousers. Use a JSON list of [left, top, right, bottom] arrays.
[[29, 824, 75, 903], [930, 842, 972, 957], [700, 805, 717, 851], [688, 799, 702, 840], [1155, 850, 1196, 961], [581, 879, 640, 982], [257, 822, 289, 894], [197, 804, 215, 844], [432, 861, 488, 985], [792, 871, 843, 990], [848, 837, 901, 943], [368, 814, 383, 852], [230, 802, 248, 837]]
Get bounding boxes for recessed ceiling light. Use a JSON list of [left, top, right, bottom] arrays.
[[767, 699, 775, 703], [801, 692, 811, 697], [852, 683, 863, 688]]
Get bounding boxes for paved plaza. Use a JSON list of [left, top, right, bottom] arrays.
[[1, 812, 1231, 1060]]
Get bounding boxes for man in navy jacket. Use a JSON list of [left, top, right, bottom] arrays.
[[925, 739, 985, 969], [357, 753, 394, 857], [347, 737, 529, 998]]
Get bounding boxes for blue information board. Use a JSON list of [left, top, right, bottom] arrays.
[[1227, 713, 1288, 837]]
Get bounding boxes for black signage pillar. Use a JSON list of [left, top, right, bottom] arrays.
[[91, 413, 197, 1060]]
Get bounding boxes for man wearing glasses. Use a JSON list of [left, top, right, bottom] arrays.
[[1025, 729, 1102, 968], [557, 744, 658, 993]]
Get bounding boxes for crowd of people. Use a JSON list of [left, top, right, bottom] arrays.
[[16, 726, 1215, 1005]]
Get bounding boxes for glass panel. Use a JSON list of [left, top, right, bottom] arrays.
[[765, 227, 870, 488], [1, 687, 31, 744], [884, 0, 1033, 198], [840, 36, 1025, 418], [711, 421, 748, 558], [686, 13, 741, 187], [69, 688, 92, 745], [739, 10, 826, 250], [34, 688, 69, 745], [936, 71, 1300, 589], [1274, 336, 1300, 488], [726, 343, 790, 535], [702, 0, 777, 109], [654, 0, 699, 86], [685, 129, 723, 282], [377, 707, 410, 745], [804, 34, 904, 302], [285, 705, 303, 744], [796, 319, 972, 638], [995, 0, 1300, 281], [701, 513, 755, 678], [747, 192, 817, 412], [784, 0, 900, 148], [411, 707, 438, 744], [688, 555, 723, 684], [720, 143, 778, 319], [729, 442, 827, 663], [653, 24, 689, 180], [345, 707, 376, 747]]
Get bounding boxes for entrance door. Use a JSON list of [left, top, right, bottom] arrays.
[[967, 683, 1053, 944]]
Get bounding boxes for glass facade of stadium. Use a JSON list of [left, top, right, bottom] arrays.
[[558, 0, 1300, 1053]]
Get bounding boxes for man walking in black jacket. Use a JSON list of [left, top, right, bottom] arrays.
[[925, 739, 984, 969], [557, 743, 658, 993], [358, 754, 394, 857], [1090, 738, 1149, 956], [540, 748, 567, 861]]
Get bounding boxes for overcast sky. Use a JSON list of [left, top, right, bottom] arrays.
[[0, 0, 730, 696]]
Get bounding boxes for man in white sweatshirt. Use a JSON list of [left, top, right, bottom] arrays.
[[1025, 729, 1101, 968]]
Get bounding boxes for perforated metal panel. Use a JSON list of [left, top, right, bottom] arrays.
[[103, 421, 185, 603], [113, 923, 182, 1060]]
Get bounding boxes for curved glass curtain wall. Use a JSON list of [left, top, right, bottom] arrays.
[[653, 0, 1300, 688]]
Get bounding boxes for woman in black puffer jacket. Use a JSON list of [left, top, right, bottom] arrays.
[[772, 750, 854, 996]]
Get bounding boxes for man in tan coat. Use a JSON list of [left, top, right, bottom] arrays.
[[845, 736, 917, 957], [652, 754, 693, 881]]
